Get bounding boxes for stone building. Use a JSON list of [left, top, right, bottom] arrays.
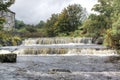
[[0, 0, 15, 30], [0, 10, 15, 31]]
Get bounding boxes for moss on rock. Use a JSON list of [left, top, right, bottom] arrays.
[[0, 53, 17, 63]]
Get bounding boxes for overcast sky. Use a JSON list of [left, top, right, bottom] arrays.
[[10, 0, 97, 24]]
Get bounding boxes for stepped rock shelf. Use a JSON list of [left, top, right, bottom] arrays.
[[0, 44, 107, 50], [0, 44, 108, 55]]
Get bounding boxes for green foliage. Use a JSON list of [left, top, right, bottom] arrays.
[[80, 0, 120, 51], [0, 31, 21, 46], [36, 20, 45, 28], [72, 30, 83, 37], [15, 20, 26, 29], [82, 0, 114, 43], [44, 4, 87, 37], [55, 4, 85, 35], [103, 0, 120, 53], [92, 0, 113, 16], [82, 14, 107, 40], [104, 16, 120, 49], [44, 14, 59, 37], [0, 17, 5, 30], [25, 26, 37, 33], [15, 19, 47, 38], [14, 4, 87, 37], [0, 0, 15, 11]]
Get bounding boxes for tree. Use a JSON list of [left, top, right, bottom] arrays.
[[92, 0, 114, 28], [0, 0, 15, 11], [44, 4, 87, 37], [104, 16, 120, 49], [82, 14, 108, 42], [55, 4, 86, 35], [45, 14, 59, 37], [82, 0, 114, 43], [104, 0, 120, 50], [82, 0, 120, 51]]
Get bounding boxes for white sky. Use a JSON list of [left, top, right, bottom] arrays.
[[10, 0, 98, 24]]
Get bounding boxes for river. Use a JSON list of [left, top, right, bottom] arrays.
[[0, 37, 120, 80], [0, 54, 120, 80]]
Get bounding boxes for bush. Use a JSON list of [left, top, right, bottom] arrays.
[[0, 31, 22, 46]]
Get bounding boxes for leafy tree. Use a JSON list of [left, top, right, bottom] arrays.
[[92, 0, 114, 29], [82, 0, 114, 43], [82, 14, 108, 42], [92, 0, 113, 16], [55, 4, 85, 35], [45, 4, 87, 37], [104, 16, 120, 49], [104, 0, 120, 50], [0, 0, 15, 11], [45, 14, 59, 37], [82, 0, 120, 51]]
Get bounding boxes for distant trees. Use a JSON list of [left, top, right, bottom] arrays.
[[14, 19, 47, 37], [14, 4, 87, 37], [36, 20, 45, 28], [15, 20, 26, 29], [15, 4, 87, 37]]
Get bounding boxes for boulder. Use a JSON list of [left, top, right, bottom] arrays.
[[0, 53, 17, 63], [95, 37, 104, 45]]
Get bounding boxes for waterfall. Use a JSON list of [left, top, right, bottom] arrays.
[[10, 37, 116, 55], [22, 37, 92, 45]]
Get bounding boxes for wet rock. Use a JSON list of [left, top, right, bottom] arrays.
[[95, 37, 104, 45], [49, 68, 71, 73], [0, 53, 17, 63], [105, 56, 120, 63]]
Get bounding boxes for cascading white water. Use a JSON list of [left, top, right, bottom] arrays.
[[13, 37, 116, 55], [22, 37, 92, 45]]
